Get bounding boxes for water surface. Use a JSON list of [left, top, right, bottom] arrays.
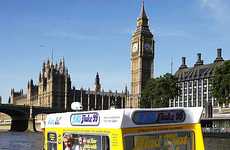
[[1, 131, 230, 150], [0, 131, 43, 150]]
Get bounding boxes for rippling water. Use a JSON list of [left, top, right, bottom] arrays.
[[0, 131, 43, 150], [1, 131, 230, 150], [204, 137, 230, 150]]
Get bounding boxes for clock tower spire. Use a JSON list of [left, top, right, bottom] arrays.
[[130, 1, 154, 108]]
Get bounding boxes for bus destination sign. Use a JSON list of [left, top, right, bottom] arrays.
[[133, 110, 186, 125]]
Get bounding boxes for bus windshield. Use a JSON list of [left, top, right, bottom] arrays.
[[124, 131, 194, 150]]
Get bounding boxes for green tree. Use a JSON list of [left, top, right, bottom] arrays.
[[141, 73, 180, 108], [212, 60, 230, 105]]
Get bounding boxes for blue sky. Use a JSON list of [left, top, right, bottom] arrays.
[[0, 0, 230, 103]]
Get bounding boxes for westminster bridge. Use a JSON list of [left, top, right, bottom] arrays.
[[0, 104, 61, 131]]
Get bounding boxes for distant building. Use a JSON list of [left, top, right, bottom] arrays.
[[171, 48, 228, 118], [10, 59, 127, 111], [9, 2, 155, 110], [10, 59, 71, 111], [10, 3, 158, 111]]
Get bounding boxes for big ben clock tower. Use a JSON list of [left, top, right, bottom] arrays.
[[130, 2, 154, 108]]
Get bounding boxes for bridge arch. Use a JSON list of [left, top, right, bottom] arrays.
[[0, 104, 62, 131], [0, 106, 30, 131]]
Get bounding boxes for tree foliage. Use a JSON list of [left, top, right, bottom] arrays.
[[212, 60, 230, 104], [140, 73, 180, 108]]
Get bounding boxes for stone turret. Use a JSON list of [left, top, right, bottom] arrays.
[[10, 88, 26, 105], [38, 58, 71, 110], [95, 72, 101, 92], [27, 79, 38, 105]]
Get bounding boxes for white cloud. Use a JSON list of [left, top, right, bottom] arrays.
[[199, 0, 230, 23]]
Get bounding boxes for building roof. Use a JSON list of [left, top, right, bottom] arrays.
[[175, 49, 225, 82], [175, 63, 219, 81]]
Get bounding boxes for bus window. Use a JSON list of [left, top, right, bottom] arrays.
[[47, 132, 57, 150], [63, 132, 110, 150], [124, 131, 194, 150]]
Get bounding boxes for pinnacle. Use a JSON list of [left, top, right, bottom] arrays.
[[140, 0, 147, 19]]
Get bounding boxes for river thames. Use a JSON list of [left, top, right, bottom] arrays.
[[0, 131, 230, 150], [0, 131, 43, 150]]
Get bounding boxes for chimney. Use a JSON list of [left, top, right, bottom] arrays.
[[194, 53, 203, 66], [179, 57, 187, 69], [214, 48, 224, 63]]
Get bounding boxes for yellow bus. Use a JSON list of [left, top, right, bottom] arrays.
[[44, 107, 204, 150]]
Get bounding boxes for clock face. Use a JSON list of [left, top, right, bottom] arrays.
[[132, 43, 138, 52], [144, 43, 151, 51]]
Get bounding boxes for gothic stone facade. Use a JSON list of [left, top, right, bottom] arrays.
[[171, 48, 226, 118], [10, 3, 154, 110], [129, 2, 154, 108], [10, 59, 127, 111]]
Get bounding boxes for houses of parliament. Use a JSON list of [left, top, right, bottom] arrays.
[[6, 2, 228, 118], [8, 2, 154, 111], [10, 59, 128, 111]]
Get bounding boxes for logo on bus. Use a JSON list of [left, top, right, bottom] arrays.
[[70, 113, 100, 126], [47, 117, 62, 125]]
